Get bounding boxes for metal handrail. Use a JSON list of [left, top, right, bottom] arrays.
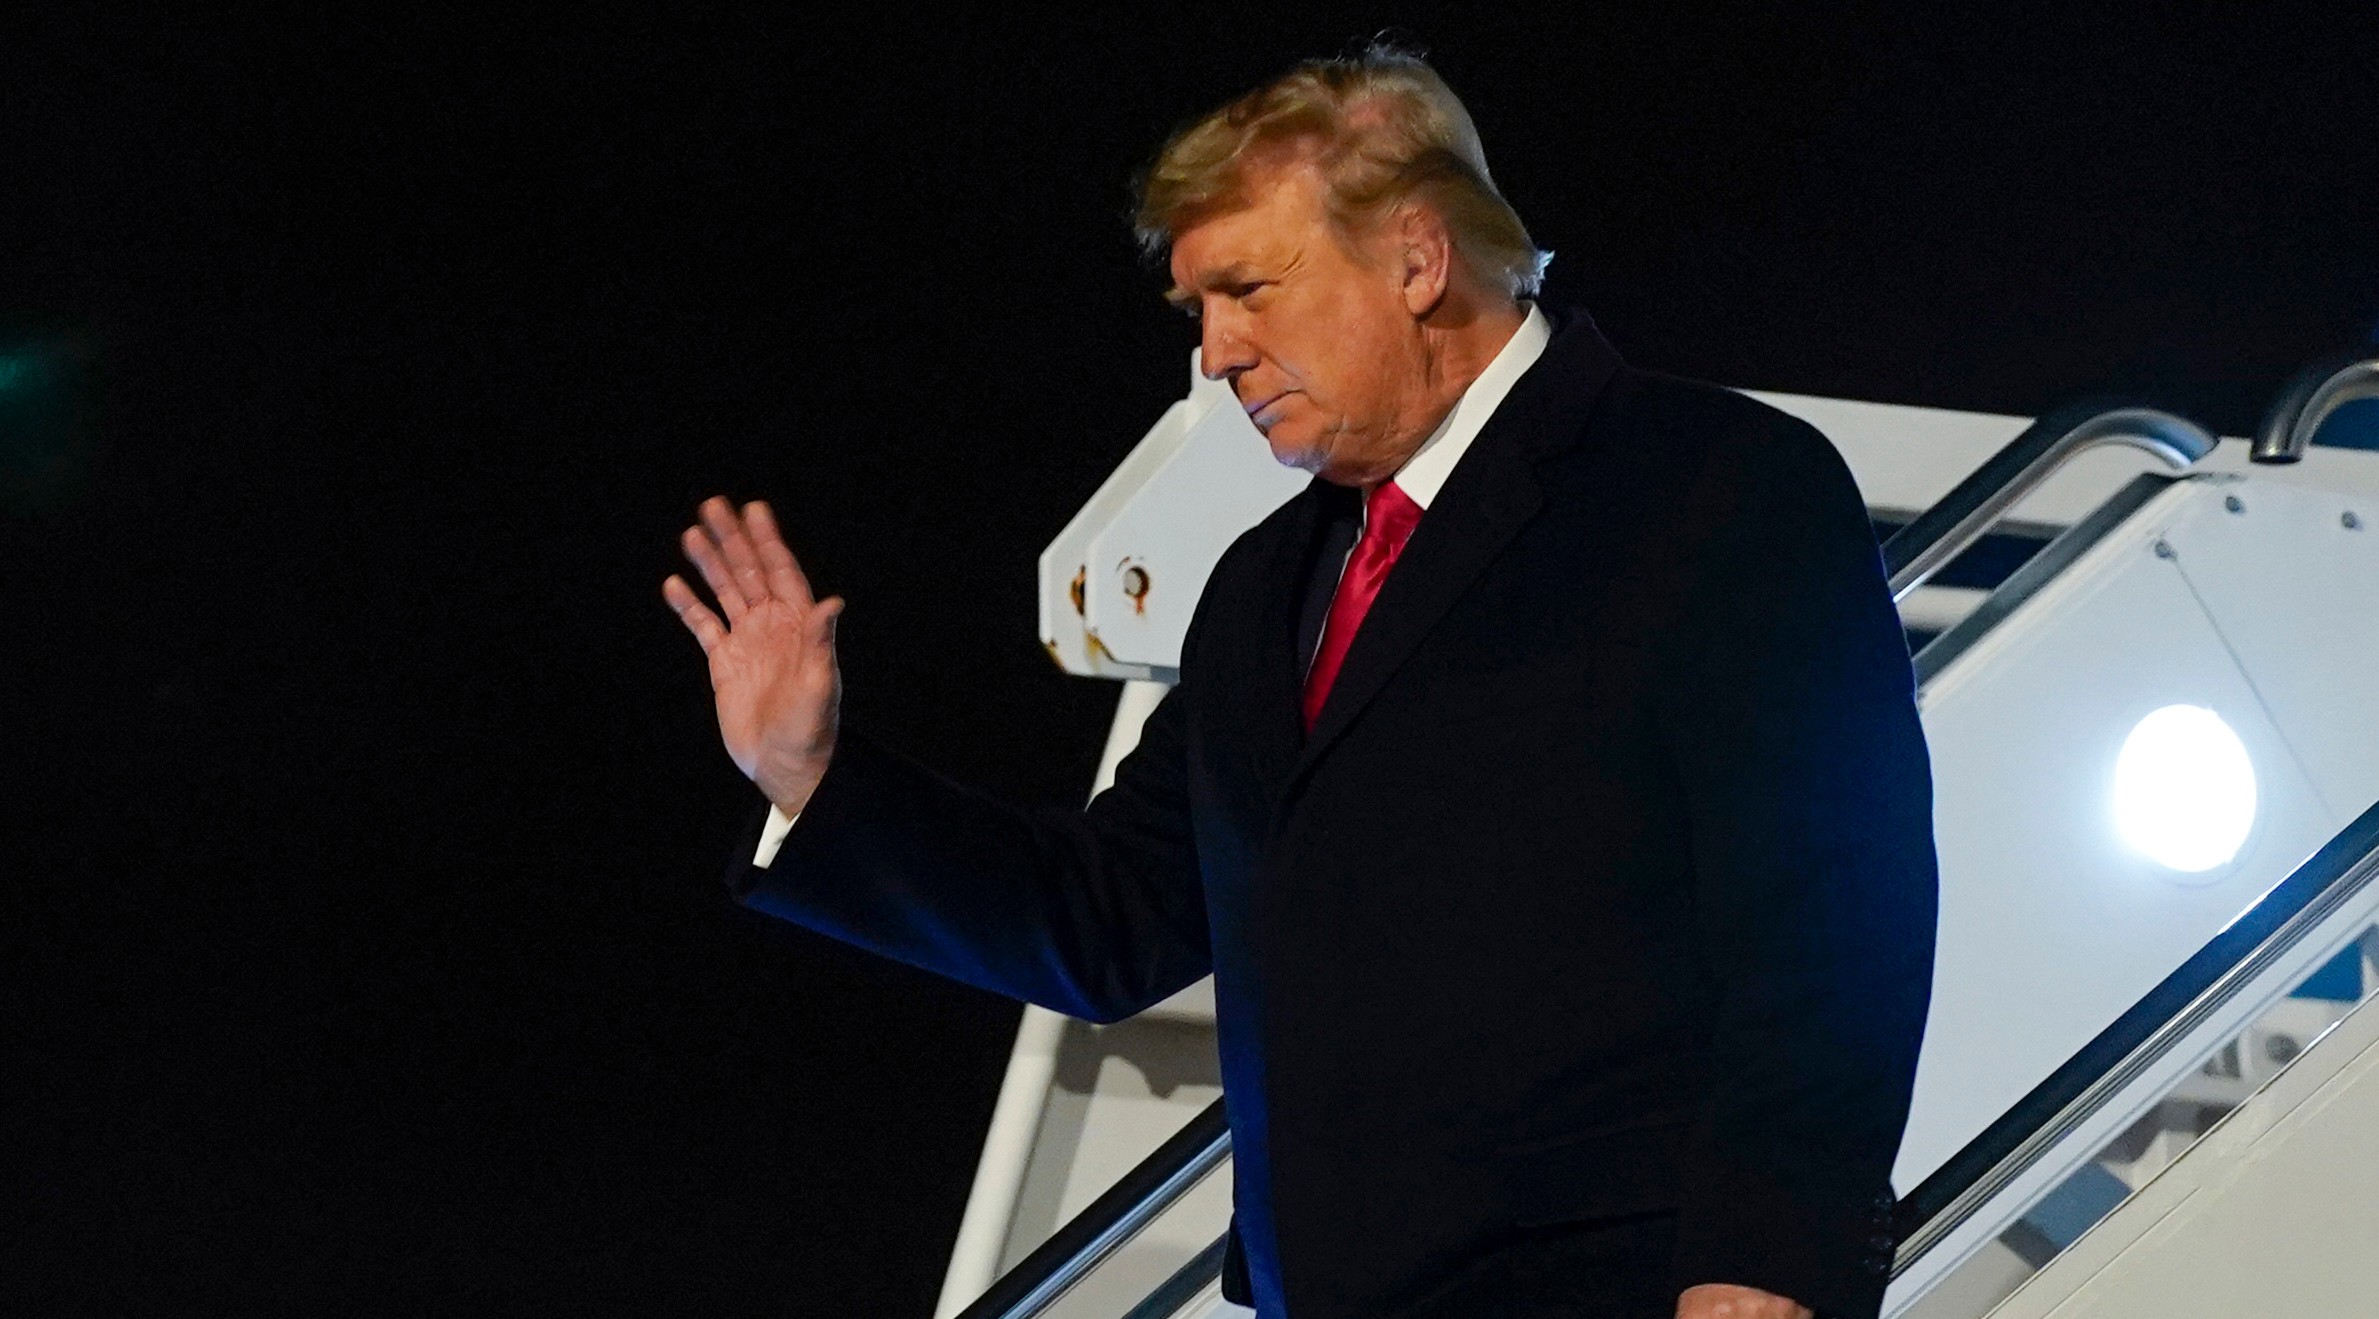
[[951, 1098, 1231, 1319], [1893, 797, 2379, 1275], [1881, 402, 2217, 602], [2249, 352, 2379, 465], [1118, 1233, 1230, 1319]]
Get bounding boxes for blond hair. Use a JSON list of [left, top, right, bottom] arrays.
[[1134, 45, 1550, 299]]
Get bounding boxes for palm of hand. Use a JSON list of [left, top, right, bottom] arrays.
[[709, 593, 840, 797], [664, 497, 846, 813]]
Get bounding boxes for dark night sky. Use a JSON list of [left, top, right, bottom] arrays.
[[6, 5, 2373, 1314]]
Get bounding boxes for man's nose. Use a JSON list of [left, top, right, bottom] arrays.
[[1200, 313, 1257, 383]]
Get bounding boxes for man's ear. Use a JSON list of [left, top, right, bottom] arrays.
[[1394, 204, 1454, 319]]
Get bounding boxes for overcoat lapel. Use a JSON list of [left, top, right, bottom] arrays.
[[1284, 313, 1624, 793], [1220, 480, 1330, 812]]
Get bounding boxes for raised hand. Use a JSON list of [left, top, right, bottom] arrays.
[[663, 496, 846, 816]]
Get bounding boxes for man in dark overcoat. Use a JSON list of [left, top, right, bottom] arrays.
[[663, 46, 1937, 1319]]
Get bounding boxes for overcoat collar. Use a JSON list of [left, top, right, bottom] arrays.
[[1232, 307, 1625, 808]]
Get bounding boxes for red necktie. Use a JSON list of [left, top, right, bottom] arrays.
[[1302, 480, 1424, 732]]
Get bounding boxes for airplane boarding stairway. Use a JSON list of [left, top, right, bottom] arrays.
[[928, 352, 2379, 1319]]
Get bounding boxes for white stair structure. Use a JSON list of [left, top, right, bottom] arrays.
[[1988, 970, 2379, 1319], [936, 350, 2379, 1319]]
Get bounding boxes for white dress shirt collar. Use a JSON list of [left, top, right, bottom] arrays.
[[1387, 302, 1552, 510]]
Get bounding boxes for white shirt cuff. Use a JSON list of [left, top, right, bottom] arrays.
[[753, 803, 800, 867]]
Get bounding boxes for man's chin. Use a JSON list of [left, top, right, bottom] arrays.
[[1261, 429, 1330, 477]]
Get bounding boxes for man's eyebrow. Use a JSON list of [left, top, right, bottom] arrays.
[[1162, 263, 1264, 310]]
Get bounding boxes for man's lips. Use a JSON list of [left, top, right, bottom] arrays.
[[1241, 390, 1288, 418]]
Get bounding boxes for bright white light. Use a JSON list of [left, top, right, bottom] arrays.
[[2113, 704, 2258, 873]]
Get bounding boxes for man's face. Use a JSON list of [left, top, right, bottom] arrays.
[[1167, 163, 1431, 485]]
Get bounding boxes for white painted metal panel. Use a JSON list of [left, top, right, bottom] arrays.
[[1017, 1017, 1230, 1319], [2160, 481, 2379, 823], [1898, 482, 2339, 1189], [1080, 372, 1309, 673], [1038, 396, 1197, 680]]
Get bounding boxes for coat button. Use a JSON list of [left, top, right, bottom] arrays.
[[1865, 1256, 1892, 1276], [1869, 1235, 1895, 1252], [1873, 1191, 1897, 1213]]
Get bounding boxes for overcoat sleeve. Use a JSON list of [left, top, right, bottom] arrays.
[[1652, 412, 1940, 1319], [724, 674, 1213, 1025]]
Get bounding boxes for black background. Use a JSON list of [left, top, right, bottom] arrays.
[[6, 5, 2373, 1314]]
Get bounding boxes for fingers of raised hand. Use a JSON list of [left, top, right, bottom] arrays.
[[680, 524, 748, 620], [662, 574, 728, 652], [700, 496, 774, 610], [743, 500, 816, 609]]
